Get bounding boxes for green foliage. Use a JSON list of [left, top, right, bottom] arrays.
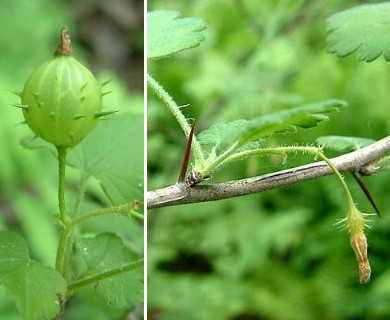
[[316, 135, 375, 152], [326, 3, 390, 61], [147, 10, 207, 59], [0, 1, 144, 318], [69, 112, 144, 205], [148, 0, 390, 319], [192, 100, 346, 179], [199, 99, 345, 151], [0, 231, 67, 320], [75, 233, 143, 309]]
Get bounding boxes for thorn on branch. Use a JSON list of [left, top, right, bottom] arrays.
[[178, 120, 196, 183], [352, 170, 381, 217]]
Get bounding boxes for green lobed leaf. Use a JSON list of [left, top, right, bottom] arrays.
[[75, 233, 143, 309], [0, 231, 66, 320], [68, 111, 144, 205], [316, 135, 375, 153], [147, 10, 207, 59], [0, 231, 28, 279], [326, 3, 390, 61], [198, 99, 346, 152]]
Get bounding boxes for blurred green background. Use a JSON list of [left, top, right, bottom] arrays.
[[0, 0, 143, 319], [147, 1, 390, 319]]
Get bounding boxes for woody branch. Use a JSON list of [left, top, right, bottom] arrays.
[[148, 135, 390, 209]]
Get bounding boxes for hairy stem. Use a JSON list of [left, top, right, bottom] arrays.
[[210, 145, 354, 209], [201, 145, 287, 177], [68, 258, 144, 291], [198, 142, 239, 178], [70, 202, 143, 228], [55, 227, 73, 278], [147, 74, 205, 167], [303, 147, 355, 208], [55, 146, 72, 278], [58, 173, 91, 277], [56, 199, 142, 278]]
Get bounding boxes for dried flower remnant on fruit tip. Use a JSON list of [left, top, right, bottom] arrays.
[[55, 27, 73, 56]]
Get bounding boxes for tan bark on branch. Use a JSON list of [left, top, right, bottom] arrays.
[[147, 135, 390, 210]]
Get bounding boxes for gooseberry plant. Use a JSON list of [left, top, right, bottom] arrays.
[[0, 28, 144, 319], [147, 5, 390, 284]]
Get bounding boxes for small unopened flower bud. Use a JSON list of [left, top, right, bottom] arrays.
[[350, 233, 371, 283], [345, 205, 371, 283]]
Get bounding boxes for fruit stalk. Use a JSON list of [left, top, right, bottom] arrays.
[[57, 146, 69, 223]]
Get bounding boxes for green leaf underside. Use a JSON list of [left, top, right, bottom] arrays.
[[75, 233, 143, 309], [198, 99, 346, 152], [147, 10, 207, 59], [326, 3, 390, 61], [316, 135, 375, 152], [0, 231, 66, 320]]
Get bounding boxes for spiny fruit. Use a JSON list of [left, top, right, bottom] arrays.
[[18, 27, 112, 148]]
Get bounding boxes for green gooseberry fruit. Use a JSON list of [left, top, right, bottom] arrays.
[[20, 27, 104, 148]]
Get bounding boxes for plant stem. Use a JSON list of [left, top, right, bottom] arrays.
[[55, 146, 74, 279], [56, 200, 142, 278], [57, 146, 69, 223], [71, 202, 143, 228], [60, 172, 88, 279], [55, 227, 73, 278], [68, 258, 144, 291], [147, 73, 205, 168], [200, 145, 356, 207], [72, 173, 90, 219], [214, 147, 287, 169], [198, 143, 239, 178], [129, 209, 144, 220], [289, 146, 355, 207]]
